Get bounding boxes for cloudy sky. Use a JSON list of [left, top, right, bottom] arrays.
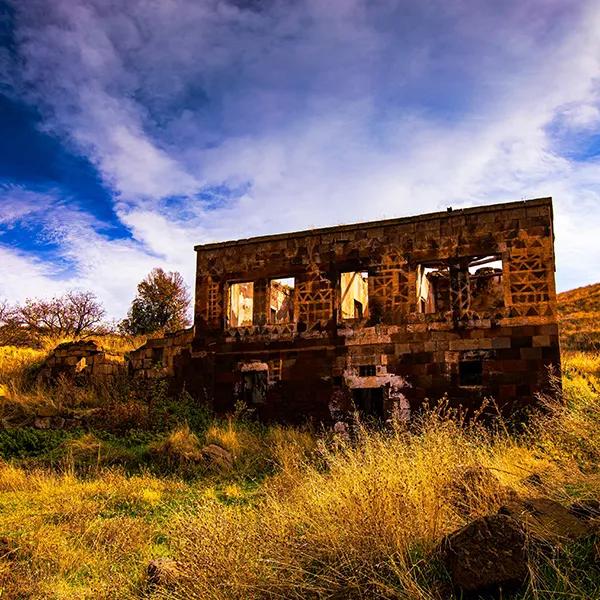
[[1, 0, 600, 318]]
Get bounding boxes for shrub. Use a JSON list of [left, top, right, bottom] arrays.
[[151, 424, 203, 467]]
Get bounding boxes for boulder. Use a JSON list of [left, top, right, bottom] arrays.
[[33, 417, 51, 430], [499, 498, 590, 542], [201, 444, 234, 470], [569, 499, 600, 522], [441, 514, 527, 596], [147, 557, 178, 587]]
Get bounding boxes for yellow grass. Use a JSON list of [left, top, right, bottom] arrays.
[[162, 404, 597, 599], [0, 346, 46, 385], [0, 343, 597, 598]]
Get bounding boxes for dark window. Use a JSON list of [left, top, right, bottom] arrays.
[[459, 361, 483, 386], [359, 365, 376, 377], [152, 347, 164, 364], [241, 371, 267, 405], [354, 299, 364, 319], [352, 388, 384, 419]]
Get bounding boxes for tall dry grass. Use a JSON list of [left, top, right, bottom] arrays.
[[156, 355, 600, 600], [0, 345, 597, 598]]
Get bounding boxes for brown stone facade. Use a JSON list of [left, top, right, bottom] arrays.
[[186, 197, 560, 423]]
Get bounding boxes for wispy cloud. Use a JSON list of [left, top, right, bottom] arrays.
[[1, 0, 600, 317]]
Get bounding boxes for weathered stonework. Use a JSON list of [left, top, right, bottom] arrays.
[[40, 340, 125, 382], [128, 328, 194, 379], [184, 197, 560, 423]]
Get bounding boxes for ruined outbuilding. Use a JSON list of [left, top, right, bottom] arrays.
[[143, 197, 561, 423], [39, 340, 126, 382]]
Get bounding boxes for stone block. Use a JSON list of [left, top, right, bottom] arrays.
[[491, 337, 511, 349]]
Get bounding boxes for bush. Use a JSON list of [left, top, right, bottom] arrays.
[[0, 428, 72, 459]]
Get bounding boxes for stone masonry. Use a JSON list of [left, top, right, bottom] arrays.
[[128, 328, 194, 379], [39, 340, 125, 382], [184, 197, 560, 423]]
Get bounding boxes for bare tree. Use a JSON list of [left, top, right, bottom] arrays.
[[0, 300, 10, 323], [0, 300, 25, 345], [18, 291, 106, 339]]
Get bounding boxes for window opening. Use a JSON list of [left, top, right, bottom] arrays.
[[459, 360, 483, 386], [152, 347, 164, 365], [270, 277, 295, 323], [468, 255, 504, 312], [228, 282, 254, 327], [359, 365, 376, 377], [340, 271, 369, 320], [417, 255, 503, 314], [416, 264, 450, 313]]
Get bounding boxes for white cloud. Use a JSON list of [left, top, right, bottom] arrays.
[[2, 0, 600, 317]]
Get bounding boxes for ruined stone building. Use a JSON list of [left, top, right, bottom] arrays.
[[134, 197, 560, 423]]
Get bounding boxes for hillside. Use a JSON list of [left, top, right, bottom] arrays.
[[558, 282, 600, 350]]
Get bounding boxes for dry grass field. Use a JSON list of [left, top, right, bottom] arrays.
[[0, 339, 597, 598], [558, 282, 600, 350]]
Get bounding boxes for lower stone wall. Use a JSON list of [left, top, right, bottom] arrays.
[[187, 318, 561, 424], [128, 329, 194, 379]]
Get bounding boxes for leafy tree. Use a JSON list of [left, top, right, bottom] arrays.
[[120, 268, 191, 335]]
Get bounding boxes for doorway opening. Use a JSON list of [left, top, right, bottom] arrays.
[[352, 387, 384, 420]]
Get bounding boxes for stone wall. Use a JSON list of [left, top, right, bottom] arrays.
[[188, 197, 560, 423], [39, 340, 125, 382], [128, 328, 194, 379]]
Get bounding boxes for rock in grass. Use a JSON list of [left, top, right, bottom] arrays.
[[521, 473, 543, 488], [499, 498, 590, 542], [33, 417, 51, 430], [147, 557, 179, 587], [441, 514, 527, 596], [569, 499, 600, 522], [448, 464, 517, 517], [201, 444, 233, 470]]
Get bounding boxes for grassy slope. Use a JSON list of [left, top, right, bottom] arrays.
[[558, 282, 600, 350], [0, 336, 598, 597]]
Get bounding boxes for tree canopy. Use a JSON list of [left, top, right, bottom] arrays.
[[0, 291, 106, 345], [120, 268, 191, 335]]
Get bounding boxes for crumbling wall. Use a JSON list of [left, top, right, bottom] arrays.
[[39, 340, 125, 382], [128, 328, 194, 379]]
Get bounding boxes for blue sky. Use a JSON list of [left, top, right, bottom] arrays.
[[1, 0, 600, 317]]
